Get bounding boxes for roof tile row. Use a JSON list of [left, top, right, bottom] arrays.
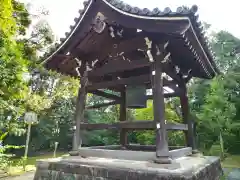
[[42, 0, 217, 75]]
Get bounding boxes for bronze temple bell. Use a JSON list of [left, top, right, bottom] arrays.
[[126, 85, 147, 109]]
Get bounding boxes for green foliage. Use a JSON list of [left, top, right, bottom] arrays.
[[197, 76, 236, 156], [12, 0, 31, 35], [134, 101, 154, 145], [0, 0, 29, 136], [190, 30, 240, 155], [0, 0, 16, 35], [211, 31, 240, 72], [0, 132, 24, 171], [0, 0, 59, 158], [134, 101, 184, 146], [83, 95, 120, 146]]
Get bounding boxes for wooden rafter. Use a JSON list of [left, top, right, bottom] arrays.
[[88, 57, 150, 77], [87, 74, 177, 91]]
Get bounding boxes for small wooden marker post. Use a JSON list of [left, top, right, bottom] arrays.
[[23, 111, 38, 169]]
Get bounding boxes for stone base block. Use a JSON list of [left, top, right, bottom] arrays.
[[34, 156, 222, 180]]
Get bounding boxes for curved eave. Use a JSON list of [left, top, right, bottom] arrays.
[[41, 0, 94, 65], [41, 0, 219, 78]]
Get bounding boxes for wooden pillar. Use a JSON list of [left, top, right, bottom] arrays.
[[152, 48, 171, 163], [72, 69, 88, 151], [179, 82, 197, 152], [119, 90, 128, 147]]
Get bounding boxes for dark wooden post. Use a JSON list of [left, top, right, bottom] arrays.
[[179, 82, 197, 152], [120, 90, 128, 147], [72, 68, 88, 151], [152, 44, 171, 164]]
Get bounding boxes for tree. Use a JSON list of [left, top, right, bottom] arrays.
[[211, 31, 240, 72], [1, 0, 73, 155], [12, 0, 31, 36], [188, 30, 240, 155], [197, 76, 236, 155], [0, 0, 29, 135]]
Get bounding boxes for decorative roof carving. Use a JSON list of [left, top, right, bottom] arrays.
[[42, 0, 219, 79]]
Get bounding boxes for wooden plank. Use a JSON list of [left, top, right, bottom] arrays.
[[90, 90, 121, 100], [126, 144, 156, 151], [80, 121, 188, 131], [86, 100, 119, 109], [170, 147, 192, 159], [125, 145, 191, 157], [76, 147, 191, 161], [87, 74, 176, 91], [87, 145, 121, 150], [85, 145, 186, 151]]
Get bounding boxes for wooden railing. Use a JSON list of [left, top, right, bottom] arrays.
[[80, 120, 187, 131]]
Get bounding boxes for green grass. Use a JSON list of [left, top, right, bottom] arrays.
[[7, 152, 67, 176], [208, 145, 240, 168], [220, 154, 240, 179], [222, 155, 240, 168]]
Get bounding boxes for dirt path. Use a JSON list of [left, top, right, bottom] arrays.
[[4, 172, 34, 180]]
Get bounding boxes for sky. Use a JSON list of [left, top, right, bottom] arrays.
[[21, 0, 240, 39]]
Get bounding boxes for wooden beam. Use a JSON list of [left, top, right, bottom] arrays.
[[146, 82, 178, 92], [89, 58, 151, 77], [184, 73, 193, 83], [80, 121, 188, 131], [88, 58, 182, 83], [73, 67, 88, 151], [152, 43, 170, 162], [86, 100, 120, 109], [163, 63, 182, 84], [87, 74, 148, 90], [120, 90, 128, 146], [87, 74, 176, 91], [90, 90, 121, 100], [147, 92, 180, 99], [179, 80, 196, 151]]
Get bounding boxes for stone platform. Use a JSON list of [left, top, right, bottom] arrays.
[[34, 155, 222, 180]]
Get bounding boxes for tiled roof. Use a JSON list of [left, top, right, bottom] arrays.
[[42, 0, 219, 77]]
